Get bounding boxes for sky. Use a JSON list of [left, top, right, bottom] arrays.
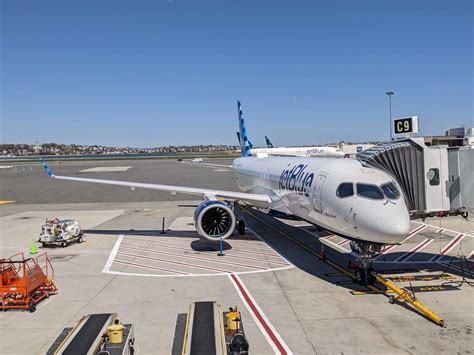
[[1, 0, 472, 147]]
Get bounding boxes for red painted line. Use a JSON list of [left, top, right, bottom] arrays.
[[114, 259, 190, 275], [408, 224, 427, 237], [439, 233, 464, 255], [375, 225, 427, 260], [337, 239, 349, 246], [117, 251, 232, 273], [120, 240, 287, 263], [430, 234, 465, 262], [230, 274, 287, 354], [120, 245, 269, 270], [395, 238, 433, 262], [122, 236, 283, 259]]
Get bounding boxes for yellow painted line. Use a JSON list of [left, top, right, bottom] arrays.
[[0, 200, 15, 205]]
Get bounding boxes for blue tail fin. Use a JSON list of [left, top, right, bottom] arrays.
[[265, 135, 274, 148], [237, 100, 252, 157]]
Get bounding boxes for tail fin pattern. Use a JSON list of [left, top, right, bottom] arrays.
[[265, 136, 274, 148], [237, 100, 253, 157]]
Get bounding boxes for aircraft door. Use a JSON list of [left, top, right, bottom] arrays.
[[312, 174, 326, 213]]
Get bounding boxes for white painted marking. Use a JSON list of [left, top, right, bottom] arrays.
[[320, 238, 351, 253], [228, 273, 292, 354], [394, 238, 433, 262], [0, 223, 33, 236], [413, 221, 474, 238], [102, 234, 124, 273], [114, 259, 191, 275], [429, 234, 465, 262], [102, 265, 294, 278], [80, 166, 131, 173], [119, 245, 270, 270], [120, 241, 289, 266], [117, 251, 233, 273], [374, 225, 427, 260]]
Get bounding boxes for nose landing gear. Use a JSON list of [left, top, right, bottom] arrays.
[[350, 241, 382, 285]]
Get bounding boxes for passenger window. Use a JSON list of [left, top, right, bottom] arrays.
[[381, 182, 400, 200], [336, 183, 354, 198], [357, 184, 384, 200]]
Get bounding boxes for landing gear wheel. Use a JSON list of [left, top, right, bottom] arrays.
[[356, 267, 376, 286], [355, 269, 365, 285], [237, 220, 246, 235], [28, 301, 36, 313], [367, 267, 376, 285], [77, 236, 83, 244], [61, 241, 67, 248]]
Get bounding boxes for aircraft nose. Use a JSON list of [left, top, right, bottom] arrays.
[[381, 209, 411, 244]]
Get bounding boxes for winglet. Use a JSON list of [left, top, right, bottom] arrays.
[[39, 158, 55, 177]]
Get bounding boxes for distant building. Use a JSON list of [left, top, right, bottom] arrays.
[[424, 127, 473, 147], [31, 141, 43, 154]]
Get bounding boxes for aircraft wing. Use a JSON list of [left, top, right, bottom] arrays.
[[40, 160, 270, 208]]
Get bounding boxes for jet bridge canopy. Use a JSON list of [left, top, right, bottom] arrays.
[[357, 140, 426, 212]]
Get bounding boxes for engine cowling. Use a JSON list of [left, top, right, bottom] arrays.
[[194, 200, 236, 241]]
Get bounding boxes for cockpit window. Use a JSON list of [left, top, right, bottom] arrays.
[[356, 183, 384, 200], [336, 183, 354, 198], [381, 182, 400, 200]]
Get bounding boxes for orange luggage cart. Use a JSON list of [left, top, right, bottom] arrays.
[[1, 252, 58, 312]]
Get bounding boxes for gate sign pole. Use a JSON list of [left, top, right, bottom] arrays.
[[393, 116, 419, 138]]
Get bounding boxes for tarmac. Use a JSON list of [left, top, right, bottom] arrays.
[[0, 159, 473, 354]]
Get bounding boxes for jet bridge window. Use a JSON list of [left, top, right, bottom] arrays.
[[426, 168, 440, 186], [356, 183, 384, 200], [381, 182, 400, 200], [336, 183, 354, 198]]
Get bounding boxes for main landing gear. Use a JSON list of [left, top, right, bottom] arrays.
[[350, 241, 382, 285], [237, 219, 246, 235]]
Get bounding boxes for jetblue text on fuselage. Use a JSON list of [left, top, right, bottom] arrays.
[[279, 164, 314, 197]]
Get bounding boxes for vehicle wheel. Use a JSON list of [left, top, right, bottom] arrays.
[[238, 220, 246, 235], [28, 301, 36, 313], [77, 236, 83, 244], [389, 296, 396, 304], [42, 242, 47, 247], [61, 241, 67, 248]]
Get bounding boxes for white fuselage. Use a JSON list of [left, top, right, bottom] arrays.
[[233, 156, 410, 245], [250, 146, 345, 158]]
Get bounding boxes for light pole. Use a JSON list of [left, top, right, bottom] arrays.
[[386, 91, 394, 141]]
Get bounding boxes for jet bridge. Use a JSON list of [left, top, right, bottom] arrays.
[[357, 138, 473, 219]]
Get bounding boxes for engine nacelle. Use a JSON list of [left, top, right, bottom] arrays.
[[194, 200, 236, 241]]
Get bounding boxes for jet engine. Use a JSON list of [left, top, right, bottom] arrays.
[[194, 200, 236, 241]]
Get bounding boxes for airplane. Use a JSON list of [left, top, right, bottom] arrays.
[[236, 126, 344, 158], [40, 100, 410, 284], [248, 141, 345, 158], [265, 136, 274, 148]]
